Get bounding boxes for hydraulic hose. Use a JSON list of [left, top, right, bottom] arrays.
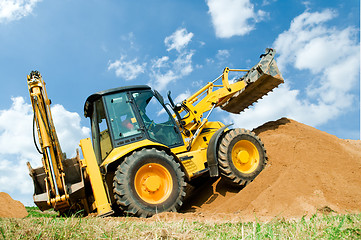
[[33, 113, 43, 155]]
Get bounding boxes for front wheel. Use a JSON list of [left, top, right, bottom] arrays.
[[218, 128, 267, 186], [113, 148, 186, 217]]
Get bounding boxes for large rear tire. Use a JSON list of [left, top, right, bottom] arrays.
[[218, 128, 267, 186], [113, 148, 186, 217]]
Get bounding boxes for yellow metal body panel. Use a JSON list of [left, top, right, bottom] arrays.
[[188, 121, 224, 151], [177, 148, 208, 178], [101, 139, 168, 168], [80, 138, 113, 216], [170, 144, 187, 155], [176, 121, 225, 178]]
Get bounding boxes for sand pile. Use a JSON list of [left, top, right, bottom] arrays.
[[0, 192, 28, 218], [180, 118, 361, 220]]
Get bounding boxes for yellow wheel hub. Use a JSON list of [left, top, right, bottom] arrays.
[[232, 140, 260, 174], [237, 150, 250, 163], [134, 163, 173, 204], [144, 175, 161, 192]]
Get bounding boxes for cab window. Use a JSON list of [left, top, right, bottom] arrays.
[[132, 91, 183, 147], [93, 99, 112, 160], [103, 92, 140, 140]]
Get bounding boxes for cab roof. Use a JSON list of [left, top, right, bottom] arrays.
[[84, 85, 151, 118]]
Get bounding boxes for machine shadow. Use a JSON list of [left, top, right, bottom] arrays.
[[179, 176, 245, 213]]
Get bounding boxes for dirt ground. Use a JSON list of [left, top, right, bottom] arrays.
[[0, 192, 28, 218], [1, 118, 360, 221]]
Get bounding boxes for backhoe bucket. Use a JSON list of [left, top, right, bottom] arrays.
[[27, 157, 85, 211], [221, 49, 284, 114], [27, 163, 49, 210]]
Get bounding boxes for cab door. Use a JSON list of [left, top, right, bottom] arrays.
[[131, 90, 184, 148]]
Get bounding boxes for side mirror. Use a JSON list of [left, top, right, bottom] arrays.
[[167, 91, 175, 108], [154, 90, 164, 105]]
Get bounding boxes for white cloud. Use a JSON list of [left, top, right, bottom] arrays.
[[51, 104, 91, 158], [173, 51, 194, 76], [212, 49, 231, 67], [108, 55, 147, 81], [164, 28, 194, 52], [150, 51, 194, 91], [175, 90, 191, 104], [262, 0, 277, 6], [109, 28, 195, 91], [0, 0, 41, 23], [149, 28, 195, 91], [120, 32, 136, 49], [216, 49, 230, 60], [206, 0, 266, 38], [150, 69, 178, 92], [0, 97, 38, 163], [192, 80, 204, 88], [204, 49, 231, 69], [206, 58, 214, 64], [0, 158, 33, 199], [0, 97, 90, 205], [227, 9, 360, 131], [226, 84, 336, 130], [274, 9, 337, 71], [152, 56, 170, 69]]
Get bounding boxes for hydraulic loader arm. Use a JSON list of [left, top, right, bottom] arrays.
[[27, 71, 69, 205], [173, 49, 284, 148]]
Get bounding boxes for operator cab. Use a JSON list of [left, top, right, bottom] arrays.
[[84, 85, 184, 163]]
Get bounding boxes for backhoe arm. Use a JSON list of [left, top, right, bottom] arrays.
[[27, 71, 69, 207]]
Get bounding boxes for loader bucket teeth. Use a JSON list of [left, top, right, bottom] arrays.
[[221, 49, 284, 114]]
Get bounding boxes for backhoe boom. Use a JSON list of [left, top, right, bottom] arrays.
[[27, 71, 70, 210]]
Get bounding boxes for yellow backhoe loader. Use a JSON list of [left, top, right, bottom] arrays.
[[27, 48, 283, 217]]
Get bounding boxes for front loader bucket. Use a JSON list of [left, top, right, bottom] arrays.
[[221, 49, 284, 114]]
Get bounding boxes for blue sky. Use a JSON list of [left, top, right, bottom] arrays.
[[0, 0, 359, 205]]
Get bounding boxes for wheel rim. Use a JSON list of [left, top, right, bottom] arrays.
[[231, 140, 260, 174], [134, 163, 173, 204]]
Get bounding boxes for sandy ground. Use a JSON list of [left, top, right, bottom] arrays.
[[154, 118, 361, 222], [0, 192, 28, 218]]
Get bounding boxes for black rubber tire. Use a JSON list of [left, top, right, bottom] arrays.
[[113, 148, 186, 217], [218, 128, 267, 186]]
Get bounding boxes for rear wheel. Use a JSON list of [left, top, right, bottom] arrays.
[[218, 128, 267, 186], [113, 148, 186, 217]]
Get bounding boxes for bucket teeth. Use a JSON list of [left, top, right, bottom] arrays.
[[221, 49, 284, 114]]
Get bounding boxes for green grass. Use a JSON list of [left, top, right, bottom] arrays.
[[25, 207, 57, 218], [0, 208, 360, 239]]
